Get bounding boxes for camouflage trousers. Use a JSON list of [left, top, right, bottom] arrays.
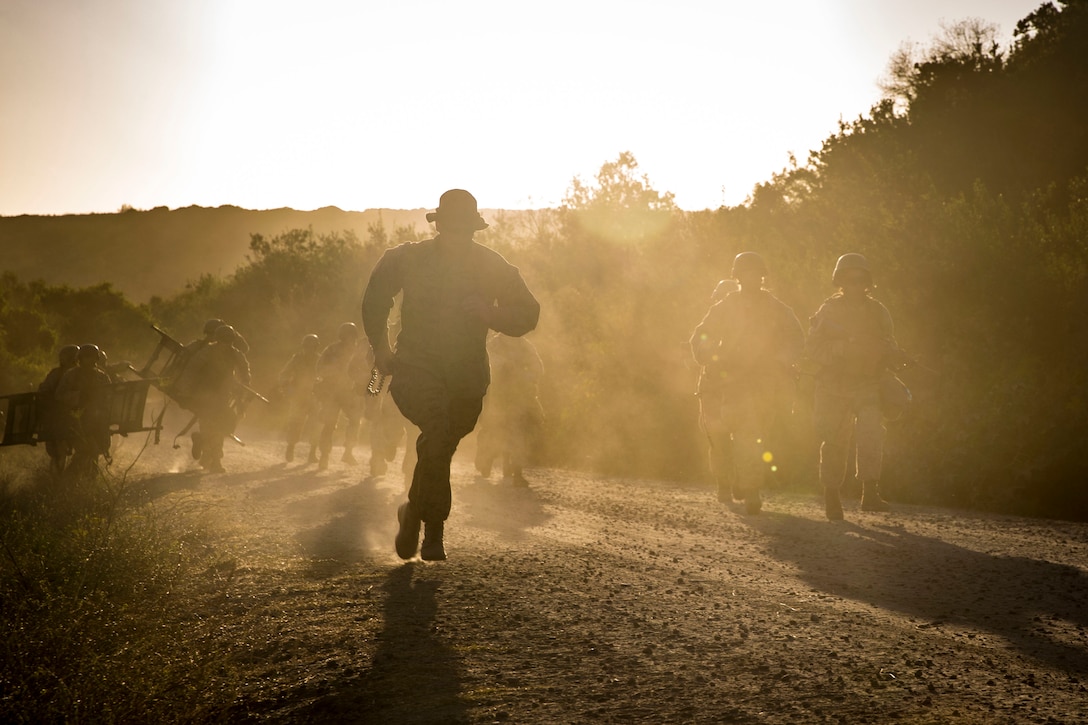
[[390, 364, 483, 524], [700, 380, 777, 501], [814, 381, 885, 487], [196, 400, 237, 468], [317, 393, 361, 456]]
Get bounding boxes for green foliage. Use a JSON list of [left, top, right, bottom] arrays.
[[0, 274, 154, 393], [147, 225, 410, 402]]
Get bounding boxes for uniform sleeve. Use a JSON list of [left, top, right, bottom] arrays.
[[278, 355, 297, 386], [489, 263, 540, 337], [235, 351, 252, 386], [361, 248, 405, 354], [780, 303, 805, 366], [875, 302, 909, 368], [55, 370, 78, 408], [804, 301, 836, 366], [689, 302, 724, 366]]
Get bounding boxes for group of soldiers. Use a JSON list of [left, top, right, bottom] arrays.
[[24, 188, 904, 562], [37, 343, 117, 477], [34, 317, 253, 477], [276, 320, 417, 475], [277, 319, 545, 486], [690, 251, 912, 521]]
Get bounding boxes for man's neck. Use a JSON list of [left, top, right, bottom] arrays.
[[437, 231, 474, 247]]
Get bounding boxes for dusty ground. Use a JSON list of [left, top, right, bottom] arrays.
[[111, 418, 1088, 724]]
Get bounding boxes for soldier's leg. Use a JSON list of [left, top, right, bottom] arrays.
[[364, 395, 387, 476], [474, 410, 500, 478], [341, 400, 361, 464], [854, 397, 889, 511], [507, 409, 532, 485], [316, 399, 339, 469], [284, 396, 306, 461], [402, 424, 419, 476], [391, 367, 483, 525], [814, 391, 854, 521], [199, 405, 229, 473], [700, 395, 736, 503], [381, 399, 405, 462]]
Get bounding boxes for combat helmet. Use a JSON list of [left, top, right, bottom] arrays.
[[832, 253, 872, 287], [77, 344, 101, 363], [711, 279, 740, 303], [731, 252, 768, 279], [338, 322, 359, 342], [58, 344, 80, 367], [203, 318, 225, 336], [213, 324, 236, 343], [301, 333, 320, 352]]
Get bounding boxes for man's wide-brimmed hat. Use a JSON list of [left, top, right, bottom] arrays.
[[426, 189, 489, 231]]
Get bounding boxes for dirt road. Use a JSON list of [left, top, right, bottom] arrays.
[[118, 428, 1088, 724]]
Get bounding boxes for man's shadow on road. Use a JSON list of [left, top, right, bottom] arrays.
[[300, 565, 468, 723], [457, 475, 552, 540], [745, 512, 1088, 674]]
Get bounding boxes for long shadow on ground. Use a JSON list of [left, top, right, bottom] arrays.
[[299, 564, 469, 724], [747, 512, 1088, 675]]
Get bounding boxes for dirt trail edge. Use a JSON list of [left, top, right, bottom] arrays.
[[121, 433, 1088, 724]]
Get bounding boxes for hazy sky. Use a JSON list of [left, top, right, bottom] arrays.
[[0, 0, 1045, 216]]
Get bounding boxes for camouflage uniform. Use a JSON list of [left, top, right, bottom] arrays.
[[363, 189, 540, 560], [314, 324, 365, 469], [55, 345, 112, 478], [279, 335, 320, 463], [806, 253, 909, 519], [690, 256, 803, 513], [474, 333, 545, 485], [38, 345, 79, 473], [178, 327, 251, 473]]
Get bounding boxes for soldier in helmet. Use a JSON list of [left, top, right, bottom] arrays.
[[805, 253, 911, 520], [689, 252, 804, 514], [691, 278, 740, 502], [314, 322, 366, 471], [363, 189, 540, 561], [189, 319, 225, 356], [38, 344, 80, 473], [55, 344, 113, 478], [279, 333, 322, 463], [180, 324, 251, 473]]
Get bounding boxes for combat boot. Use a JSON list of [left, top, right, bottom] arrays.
[[860, 480, 891, 512], [420, 520, 446, 561], [342, 449, 358, 465], [307, 447, 319, 464], [285, 443, 295, 463], [715, 472, 738, 504], [318, 451, 329, 472], [825, 486, 844, 521], [395, 502, 422, 560]]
